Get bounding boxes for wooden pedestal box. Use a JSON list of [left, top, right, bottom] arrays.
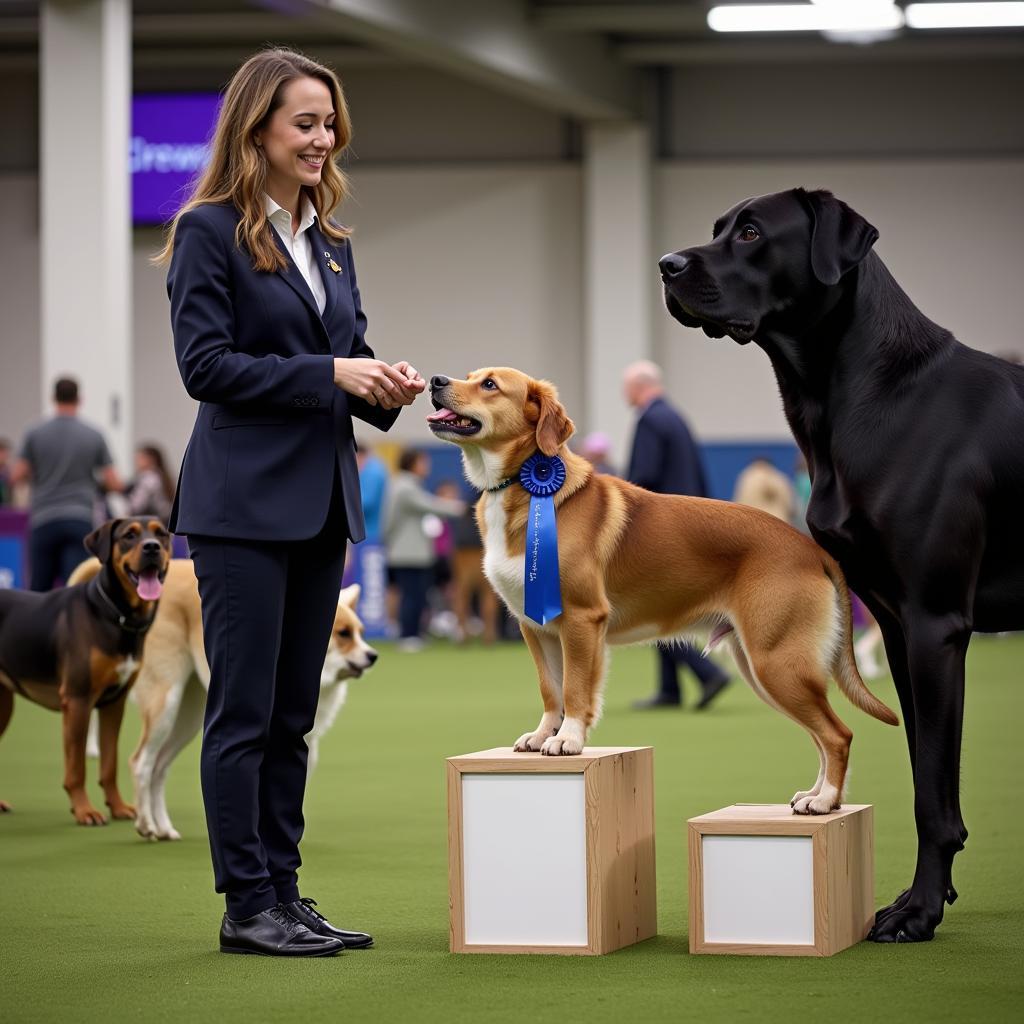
[[687, 804, 874, 956], [447, 747, 656, 955]]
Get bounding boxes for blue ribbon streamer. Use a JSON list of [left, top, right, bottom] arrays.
[[519, 454, 566, 625]]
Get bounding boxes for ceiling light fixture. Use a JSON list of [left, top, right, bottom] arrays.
[[707, 2, 905, 34], [905, 3, 1024, 28]]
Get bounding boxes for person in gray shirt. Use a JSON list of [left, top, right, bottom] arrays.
[[10, 377, 123, 590]]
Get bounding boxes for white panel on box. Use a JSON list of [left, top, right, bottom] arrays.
[[462, 773, 588, 946], [702, 835, 814, 945]]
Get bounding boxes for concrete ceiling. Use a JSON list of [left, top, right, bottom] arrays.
[[1, 1, 1021, 120]]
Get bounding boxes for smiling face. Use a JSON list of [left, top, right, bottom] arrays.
[[84, 518, 172, 607], [254, 75, 336, 208], [427, 368, 574, 460]]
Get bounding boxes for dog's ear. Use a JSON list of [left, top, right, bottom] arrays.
[[339, 583, 361, 607], [527, 380, 575, 457], [83, 519, 122, 564], [802, 190, 879, 286]]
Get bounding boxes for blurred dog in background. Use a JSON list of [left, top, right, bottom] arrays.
[[71, 558, 377, 840], [1, 519, 171, 824]]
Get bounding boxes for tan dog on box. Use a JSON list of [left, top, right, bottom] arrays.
[[427, 368, 897, 813]]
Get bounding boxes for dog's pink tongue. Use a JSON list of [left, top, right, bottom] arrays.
[[427, 408, 458, 423], [137, 570, 163, 601]]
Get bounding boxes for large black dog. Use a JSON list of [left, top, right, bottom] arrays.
[[660, 188, 1024, 942]]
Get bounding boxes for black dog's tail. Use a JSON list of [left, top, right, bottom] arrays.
[[822, 559, 900, 727]]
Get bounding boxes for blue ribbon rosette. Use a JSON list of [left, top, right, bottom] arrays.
[[519, 453, 566, 625]]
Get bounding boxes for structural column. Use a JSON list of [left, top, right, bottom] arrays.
[[582, 122, 653, 470], [40, 0, 132, 471]]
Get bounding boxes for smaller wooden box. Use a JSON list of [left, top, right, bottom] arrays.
[[687, 804, 874, 957], [447, 747, 656, 955]]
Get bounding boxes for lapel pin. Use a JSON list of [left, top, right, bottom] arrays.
[[324, 251, 343, 274]]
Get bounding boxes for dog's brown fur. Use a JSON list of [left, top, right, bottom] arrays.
[[68, 557, 378, 840], [428, 368, 898, 813], [0, 519, 171, 824]]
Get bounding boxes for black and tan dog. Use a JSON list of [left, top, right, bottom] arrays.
[[0, 518, 171, 824]]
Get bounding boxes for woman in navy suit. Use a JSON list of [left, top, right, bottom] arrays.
[[159, 48, 424, 957]]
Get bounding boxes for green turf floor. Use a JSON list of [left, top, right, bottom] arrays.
[[2, 633, 1022, 1023]]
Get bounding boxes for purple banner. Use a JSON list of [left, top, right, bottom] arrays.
[[131, 93, 220, 225]]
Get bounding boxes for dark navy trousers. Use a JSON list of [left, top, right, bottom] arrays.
[[657, 644, 727, 703], [189, 479, 347, 920]]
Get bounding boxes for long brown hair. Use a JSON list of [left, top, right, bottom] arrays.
[[154, 48, 353, 271]]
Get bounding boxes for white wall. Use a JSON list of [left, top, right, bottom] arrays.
[[126, 163, 584, 469], [0, 177, 41, 446], [654, 158, 1024, 440], [3, 157, 1022, 471]]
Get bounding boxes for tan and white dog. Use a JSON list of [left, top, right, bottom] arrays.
[[70, 558, 377, 839], [427, 368, 898, 813]]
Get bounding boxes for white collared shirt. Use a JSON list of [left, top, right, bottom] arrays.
[[264, 193, 327, 315]]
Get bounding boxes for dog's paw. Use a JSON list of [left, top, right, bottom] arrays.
[[789, 788, 819, 808], [792, 794, 839, 815], [868, 892, 944, 943], [0, 798, 12, 813], [513, 730, 554, 752], [72, 804, 108, 826], [135, 815, 157, 839], [540, 735, 583, 756], [108, 802, 136, 821]]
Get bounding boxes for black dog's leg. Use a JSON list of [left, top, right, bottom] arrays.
[[870, 604, 917, 781], [867, 606, 918, 922], [869, 611, 969, 943]]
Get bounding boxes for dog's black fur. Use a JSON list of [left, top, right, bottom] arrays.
[[660, 188, 1024, 942]]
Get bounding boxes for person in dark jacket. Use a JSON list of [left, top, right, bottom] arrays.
[[623, 360, 730, 710], [160, 48, 424, 957]]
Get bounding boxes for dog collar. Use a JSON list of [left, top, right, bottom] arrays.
[[486, 453, 568, 495], [485, 477, 516, 493], [88, 576, 157, 635]]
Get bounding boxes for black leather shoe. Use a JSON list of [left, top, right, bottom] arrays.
[[632, 695, 682, 710], [219, 905, 344, 957], [696, 674, 731, 710], [282, 897, 374, 949]]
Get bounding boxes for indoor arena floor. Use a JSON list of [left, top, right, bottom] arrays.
[[2, 634, 1021, 1023]]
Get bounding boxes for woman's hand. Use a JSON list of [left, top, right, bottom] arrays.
[[390, 361, 426, 408], [373, 362, 426, 409], [333, 358, 422, 408]]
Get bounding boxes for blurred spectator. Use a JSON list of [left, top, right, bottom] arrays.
[[793, 452, 812, 533], [384, 449, 466, 651], [424, 480, 461, 638], [124, 443, 175, 522], [733, 456, 795, 523], [0, 438, 12, 506], [623, 360, 730, 710], [448, 492, 501, 644], [356, 441, 389, 544], [11, 377, 123, 590], [579, 431, 617, 476]]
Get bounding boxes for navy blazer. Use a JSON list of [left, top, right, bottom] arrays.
[[626, 396, 708, 498], [167, 202, 398, 542]]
